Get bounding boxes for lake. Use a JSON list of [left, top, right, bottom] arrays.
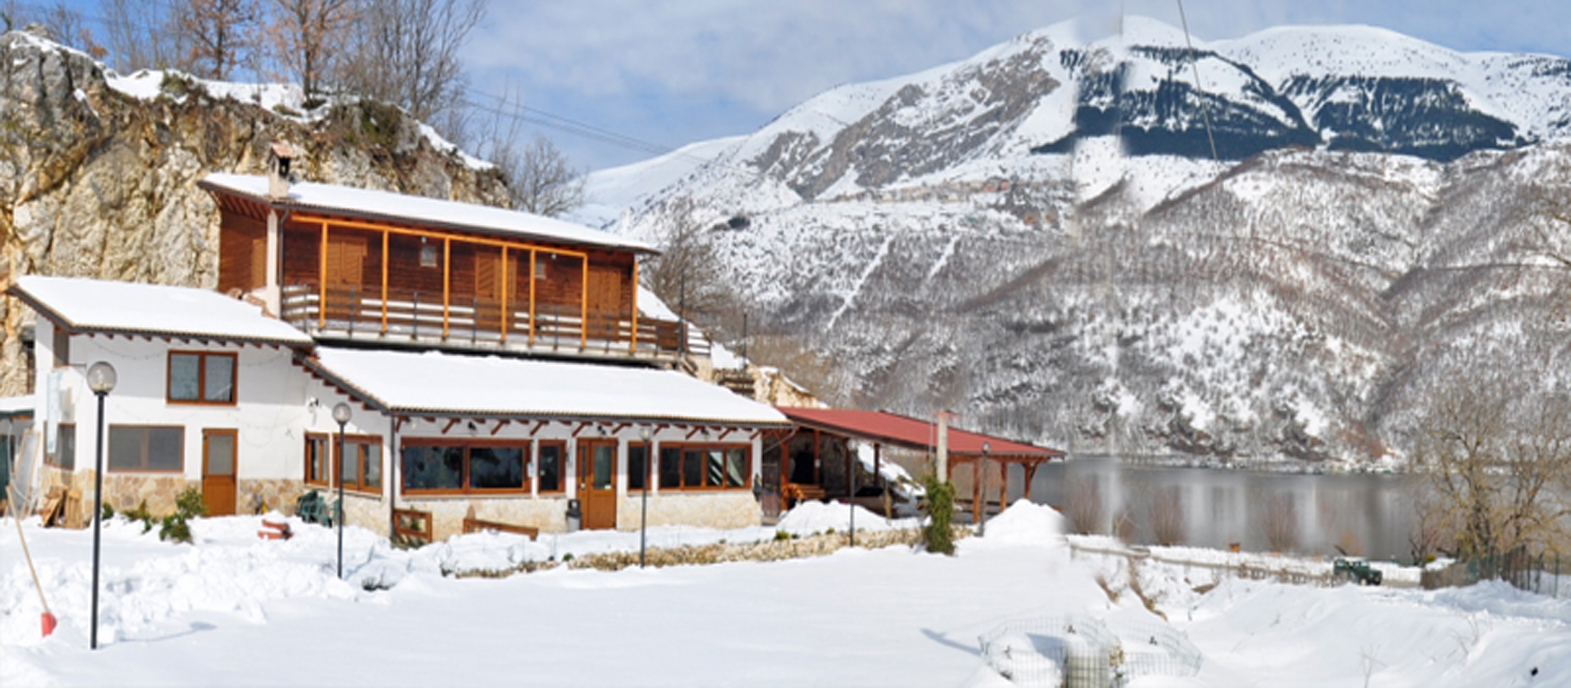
[[1010, 456, 1418, 562]]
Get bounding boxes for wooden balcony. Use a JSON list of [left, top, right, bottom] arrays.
[[280, 283, 708, 362]]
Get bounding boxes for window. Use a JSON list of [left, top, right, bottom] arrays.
[[534, 260, 547, 280], [305, 435, 330, 486], [401, 440, 527, 494], [108, 426, 184, 472], [657, 444, 750, 490], [627, 444, 648, 491], [537, 442, 564, 493], [47, 423, 75, 470], [338, 437, 382, 493], [168, 351, 237, 404], [420, 243, 439, 268]]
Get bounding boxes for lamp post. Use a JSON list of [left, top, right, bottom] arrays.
[[978, 442, 991, 537], [332, 402, 352, 579], [86, 361, 116, 650], [639, 426, 652, 568]]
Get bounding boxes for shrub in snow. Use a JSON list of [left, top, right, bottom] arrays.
[[923, 476, 957, 555], [158, 487, 207, 544]]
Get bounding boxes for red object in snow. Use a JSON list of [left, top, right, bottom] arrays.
[[258, 518, 293, 540], [42, 612, 57, 637]]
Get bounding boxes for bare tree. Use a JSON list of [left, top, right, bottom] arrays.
[[1149, 486, 1186, 546], [1411, 380, 1571, 560], [175, 0, 261, 79], [1066, 476, 1104, 535], [641, 197, 736, 324], [1260, 492, 1300, 553], [338, 0, 485, 121], [503, 136, 586, 217], [264, 0, 354, 102], [102, 0, 184, 73]]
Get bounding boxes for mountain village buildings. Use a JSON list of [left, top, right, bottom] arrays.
[[4, 147, 1058, 541]]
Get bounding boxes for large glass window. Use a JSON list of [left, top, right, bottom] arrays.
[[108, 426, 184, 472], [402, 444, 463, 491], [402, 441, 527, 494], [469, 446, 524, 490], [660, 444, 751, 490], [537, 443, 563, 493], [168, 352, 236, 404]]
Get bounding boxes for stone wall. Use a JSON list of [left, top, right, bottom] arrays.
[[237, 478, 306, 516], [38, 465, 198, 524], [399, 496, 567, 541]]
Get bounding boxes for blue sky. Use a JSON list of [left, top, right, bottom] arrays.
[[35, 1, 1571, 172]]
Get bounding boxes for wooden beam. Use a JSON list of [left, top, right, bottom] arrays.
[[685, 426, 704, 440], [528, 250, 537, 347], [529, 420, 549, 436], [381, 230, 389, 333], [289, 214, 589, 259], [572, 422, 592, 437], [442, 419, 460, 435], [630, 259, 639, 355], [717, 428, 736, 441], [442, 237, 451, 339], [500, 246, 509, 345], [318, 221, 328, 330], [579, 255, 588, 350], [490, 419, 511, 436], [609, 422, 629, 435]]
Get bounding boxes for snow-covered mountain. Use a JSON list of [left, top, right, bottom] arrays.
[[587, 18, 1571, 465]]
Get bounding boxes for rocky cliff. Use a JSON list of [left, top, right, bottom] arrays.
[[0, 28, 509, 395]]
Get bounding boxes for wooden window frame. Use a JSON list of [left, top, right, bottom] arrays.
[[400, 437, 532, 497], [107, 424, 185, 473], [166, 350, 239, 406], [304, 434, 331, 487], [47, 422, 76, 470], [335, 434, 384, 496], [52, 327, 69, 369], [535, 440, 566, 494], [656, 442, 752, 491]]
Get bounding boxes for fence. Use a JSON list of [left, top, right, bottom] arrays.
[[979, 614, 1202, 688], [1421, 548, 1569, 599]]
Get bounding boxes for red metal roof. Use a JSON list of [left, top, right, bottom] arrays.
[[777, 407, 1062, 460]]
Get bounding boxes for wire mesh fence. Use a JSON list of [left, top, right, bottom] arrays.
[[979, 614, 1203, 687], [1421, 549, 1569, 599]]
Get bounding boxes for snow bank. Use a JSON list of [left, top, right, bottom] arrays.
[[775, 501, 914, 534], [968, 500, 1066, 548]]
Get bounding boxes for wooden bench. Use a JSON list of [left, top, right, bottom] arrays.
[[785, 483, 827, 503], [462, 517, 539, 540]]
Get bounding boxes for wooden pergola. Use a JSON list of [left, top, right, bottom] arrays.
[[775, 407, 1063, 517]]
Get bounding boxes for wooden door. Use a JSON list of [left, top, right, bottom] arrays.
[[202, 429, 238, 516], [577, 440, 617, 529]]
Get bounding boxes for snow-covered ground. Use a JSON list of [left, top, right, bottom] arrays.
[[3, 502, 1567, 686]]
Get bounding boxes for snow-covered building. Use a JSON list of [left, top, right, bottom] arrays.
[[8, 158, 789, 539]]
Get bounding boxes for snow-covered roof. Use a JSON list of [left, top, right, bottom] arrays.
[[306, 347, 788, 426], [200, 174, 655, 253], [0, 395, 32, 416], [9, 276, 313, 347]]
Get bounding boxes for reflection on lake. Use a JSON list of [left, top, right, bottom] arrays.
[[1013, 456, 1418, 562]]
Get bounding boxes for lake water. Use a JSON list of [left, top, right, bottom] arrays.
[[1010, 456, 1418, 562]]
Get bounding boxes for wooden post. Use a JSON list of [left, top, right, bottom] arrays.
[[529, 250, 537, 347], [1024, 463, 1037, 502], [972, 461, 981, 523], [999, 461, 1009, 511], [812, 429, 821, 485], [442, 238, 451, 339], [318, 222, 328, 330], [380, 230, 389, 334], [579, 256, 589, 350], [630, 259, 639, 355], [500, 246, 509, 345]]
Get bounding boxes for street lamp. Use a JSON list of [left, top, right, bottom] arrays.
[[86, 361, 116, 651], [639, 426, 652, 568], [978, 442, 991, 537], [332, 402, 352, 579]]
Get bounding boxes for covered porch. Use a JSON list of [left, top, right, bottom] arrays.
[[771, 407, 1063, 523]]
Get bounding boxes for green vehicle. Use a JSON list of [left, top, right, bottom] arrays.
[[1333, 558, 1384, 586]]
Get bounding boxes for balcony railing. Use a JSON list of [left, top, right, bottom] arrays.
[[280, 282, 708, 362]]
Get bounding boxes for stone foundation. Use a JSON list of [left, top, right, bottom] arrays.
[[400, 496, 567, 540], [36, 467, 200, 524], [615, 491, 761, 531], [237, 478, 307, 516]]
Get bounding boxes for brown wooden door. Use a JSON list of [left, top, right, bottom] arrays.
[[202, 429, 238, 516], [577, 440, 617, 529]]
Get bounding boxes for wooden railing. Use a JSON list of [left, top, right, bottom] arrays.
[[281, 282, 709, 361]]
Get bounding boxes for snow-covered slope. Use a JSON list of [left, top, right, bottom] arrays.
[[589, 19, 1571, 464]]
